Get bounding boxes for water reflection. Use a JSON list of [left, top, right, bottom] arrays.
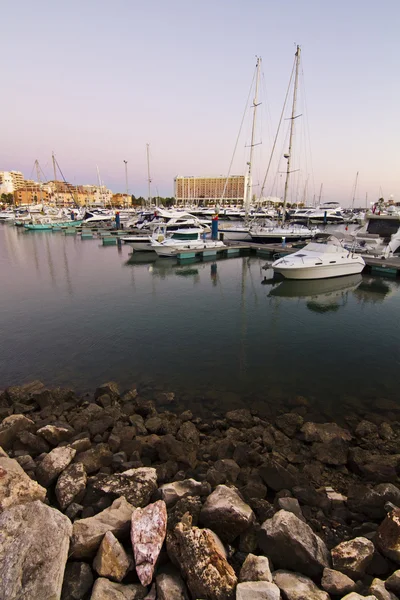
[[354, 276, 400, 304]]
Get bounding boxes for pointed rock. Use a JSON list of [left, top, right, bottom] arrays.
[[56, 462, 87, 510], [131, 500, 167, 586], [376, 508, 400, 563], [274, 570, 329, 599], [93, 530, 131, 582], [0, 500, 72, 600], [239, 553, 273, 582], [36, 445, 76, 487], [0, 455, 46, 512], [71, 496, 135, 558], [200, 484, 254, 543], [90, 577, 148, 599]]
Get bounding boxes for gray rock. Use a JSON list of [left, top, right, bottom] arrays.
[[56, 462, 87, 510], [157, 434, 197, 468], [0, 414, 35, 449], [321, 567, 356, 595], [236, 581, 281, 599], [259, 457, 299, 492], [214, 459, 241, 483], [131, 500, 167, 586], [370, 577, 398, 600], [376, 509, 400, 563], [200, 484, 255, 543], [89, 467, 157, 506], [176, 421, 200, 447], [75, 443, 113, 473], [385, 570, 400, 594], [37, 424, 75, 445], [348, 484, 400, 519], [93, 530, 131, 582], [70, 496, 135, 558], [341, 594, 378, 600], [273, 570, 329, 600], [259, 510, 330, 577], [331, 537, 375, 578], [348, 448, 400, 482], [16, 430, 50, 455], [239, 554, 273, 582], [0, 500, 72, 600], [275, 497, 305, 521], [0, 455, 46, 511], [36, 445, 76, 487], [90, 577, 148, 599], [301, 421, 352, 443], [156, 572, 189, 599], [61, 561, 94, 600], [159, 478, 210, 507]]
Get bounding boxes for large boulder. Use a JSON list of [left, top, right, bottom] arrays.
[[274, 570, 329, 600], [0, 500, 72, 600], [55, 462, 87, 510], [89, 467, 157, 507], [259, 510, 330, 577], [131, 500, 167, 586], [236, 581, 281, 599], [331, 537, 375, 579], [167, 516, 237, 600], [0, 414, 35, 449], [90, 578, 148, 599], [159, 479, 209, 507], [61, 561, 94, 600], [36, 445, 76, 487], [0, 454, 46, 511], [376, 508, 400, 563], [70, 496, 135, 558], [199, 484, 254, 543], [321, 568, 356, 596], [93, 531, 131, 582]]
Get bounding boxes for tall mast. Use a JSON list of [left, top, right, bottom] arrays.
[[34, 159, 42, 204], [244, 56, 261, 221], [318, 182, 323, 206], [52, 152, 58, 205], [96, 165, 104, 207], [282, 45, 301, 223], [146, 143, 152, 208], [123, 160, 129, 208], [352, 171, 359, 209]]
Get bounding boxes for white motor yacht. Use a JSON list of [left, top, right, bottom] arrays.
[[272, 236, 365, 279], [250, 221, 318, 244], [122, 226, 207, 252], [353, 213, 400, 257], [151, 232, 226, 258]]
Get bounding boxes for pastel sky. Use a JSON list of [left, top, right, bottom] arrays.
[[1, 0, 399, 206]]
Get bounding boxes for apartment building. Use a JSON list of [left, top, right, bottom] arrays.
[[174, 175, 248, 205]]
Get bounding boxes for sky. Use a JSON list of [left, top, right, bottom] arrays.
[[1, 0, 400, 206]]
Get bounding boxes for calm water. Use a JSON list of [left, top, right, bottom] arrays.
[[1, 225, 399, 419]]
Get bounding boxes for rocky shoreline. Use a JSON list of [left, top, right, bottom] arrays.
[[2, 381, 400, 599]]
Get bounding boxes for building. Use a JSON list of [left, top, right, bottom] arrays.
[[111, 193, 132, 207], [14, 184, 50, 205], [0, 171, 24, 194], [174, 175, 248, 205]]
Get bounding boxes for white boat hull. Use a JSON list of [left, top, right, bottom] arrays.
[[153, 240, 225, 258], [273, 260, 365, 280], [218, 228, 251, 241]]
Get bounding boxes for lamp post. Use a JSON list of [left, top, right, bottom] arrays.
[[123, 160, 129, 208]]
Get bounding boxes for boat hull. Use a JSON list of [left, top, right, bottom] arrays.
[[273, 261, 365, 280], [250, 233, 313, 244]]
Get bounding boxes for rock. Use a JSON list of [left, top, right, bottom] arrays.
[[75, 443, 113, 474], [159, 478, 210, 507], [93, 530, 131, 582], [348, 484, 400, 519], [36, 445, 76, 487], [37, 424, 74, 445], [157, 434, 197, 468], [167, 495, 203, 531], [356, 420, 379, 437], [214, 458, 241, 483], [259, 457, 299, 492], [70, 496, 135, 558], [167, 517, 237, 600], [0, 500, 72, 600], [144, 583, 157, 599], [321, 568, 356, 595], [301, 421, 352, 443], [156, 572, 189, 599], [0, 455, 46, 511], [55, 462, 87, 510], [312, 439, 349, 465], [341, 595, 378, 600], [370, 578, 398, 600], [16, 430, 50, 455], [94, 381, 120, 401], [259, 510, 330, 577], [348, 448, 400, 482], [176, 421, 200, 447], [274, 570, 329, 599], [385, 570, 400, 594], [275, 497, 305, 521], [199, 484, 254, 543], [89, 467, 157, 506], [376, 508, 400, 563], [239, 554, 273, 582], [131, 500, 167, 586], [236, 581, 281, 599], [0, 414, 35, 449], [275, 413, 304, 437], [331, 537, 375, 578], [90, 578, 148, 599], [71, 437, 92, 453], [61, 561, 94, 600], [226, 409, 253, 428]]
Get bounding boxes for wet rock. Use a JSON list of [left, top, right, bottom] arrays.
[[0, 414, 35, 449], [259, 457, 299, 492], [376, 508, 400, 563], [61, 561, 94, 600], [93, 530, 131, 582], [348, 448, 400, 482], [275, 412, 304, 437], [89, 467, 157, 506], [131, 500, 167, 586], [370, 577, 398, 600], [274, 570, 329, 599], [90, 578, 148, 599], [16, 430, 50, 455], [95, 381, 120, 402], [70, 496, 134, 558], [0, 454, 46, 511], [331, 537, 375, 578], [157, 434, 197, 468], [55, 461, 87, 510], [156, 571, 189, 599], [167, 516, 237, 600], [37, 424, 75, 445], [259, 510, 330, 577], [301, 421, 352, 443], [75, 443, 113, 473], [0, 500, 72, 600], [321, 567, 356, 595], [199, 484, 255, 543], [226, 409, 253, 428], [239, 553, 273, 582], [36, 445, 76, 487], [159, 478, 210, 507], [385, 570, 400, 594], [236, 581, 281, 599]]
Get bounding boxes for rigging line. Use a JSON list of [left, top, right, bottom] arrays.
[[299, 64, 316, 202], [54, 157, 77, 205], [259, 58, 296, 199], [220, 63, 257, 204]]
